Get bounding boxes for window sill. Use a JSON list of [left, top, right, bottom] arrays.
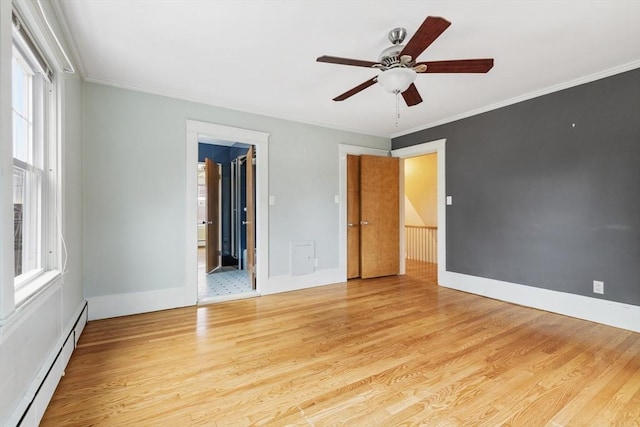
[[15, 270, 62, 307], [14, 268, 45, 289]]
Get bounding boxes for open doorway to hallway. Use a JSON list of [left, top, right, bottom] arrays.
[[391, 137, 446, 282], [403, 153, 438, 281], [185, 120, 269, 306], [197, 140, 256, 302]]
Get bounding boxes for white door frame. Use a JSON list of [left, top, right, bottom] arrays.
[[391, 138, 446, 281], [185, 120, 269, 303]]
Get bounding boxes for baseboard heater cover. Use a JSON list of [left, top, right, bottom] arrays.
[[14, 301, 88, 426]]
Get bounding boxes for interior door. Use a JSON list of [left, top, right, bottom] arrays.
[[246, 146, 256, 289], [360, 155, 400, 279], [346, 155, 361, 279], [205, 157, 220, 273]]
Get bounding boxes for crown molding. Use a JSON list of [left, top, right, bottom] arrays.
[[391, 61, 640, 139]]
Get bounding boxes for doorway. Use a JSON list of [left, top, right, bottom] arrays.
[[392, 139, 446, 280], [346, 154, 400, 279], [403, 152, 438, 281], [185, 120, 269, 306], [338, 139, 446, 283], [197, 141, 256, 301]]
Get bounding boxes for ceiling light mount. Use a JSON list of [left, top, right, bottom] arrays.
[[388, 27, 407, 45]]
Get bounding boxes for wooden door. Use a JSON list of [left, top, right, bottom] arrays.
[[360, 155, 400, 279], [246, 146, 256, 289], [205, 158, 220, 273], [346, 155, 361, 279]]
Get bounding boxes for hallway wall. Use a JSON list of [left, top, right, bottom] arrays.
[[404, 154, 437, 227]]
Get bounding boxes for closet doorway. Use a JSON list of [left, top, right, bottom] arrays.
[[346, 154, 400, 279], [338, 139, 445, 283], [197, 141, 256, 302]]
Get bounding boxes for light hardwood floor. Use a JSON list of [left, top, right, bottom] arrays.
[[42, 261, 640, 426]]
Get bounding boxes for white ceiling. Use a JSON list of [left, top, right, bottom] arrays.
[[56, 0, 640, 138]]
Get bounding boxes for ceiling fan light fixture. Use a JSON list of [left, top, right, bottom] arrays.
[[377, 67, 416, 94]]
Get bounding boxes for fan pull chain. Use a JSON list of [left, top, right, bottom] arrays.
[[395, 91, 400, 127]]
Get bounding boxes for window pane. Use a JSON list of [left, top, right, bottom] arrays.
[[12, 53, 33, 164], [12, 55, 30, 117], [12, 111, 30, 163], [13, 167, 25, 276], [13, 166, 41, 279]]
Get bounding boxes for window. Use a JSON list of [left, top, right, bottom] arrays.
[[11, 9, 58, 301]]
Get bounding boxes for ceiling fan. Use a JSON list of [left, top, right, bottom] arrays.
[[317, 16, 494, 106]]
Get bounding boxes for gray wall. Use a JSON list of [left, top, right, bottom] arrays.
[[393, 69, 640, 306], [82, 82, 388, 298]]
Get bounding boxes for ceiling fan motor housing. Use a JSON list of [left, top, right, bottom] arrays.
[[379, 44, 406, 68], [377, 27, 409, 69]]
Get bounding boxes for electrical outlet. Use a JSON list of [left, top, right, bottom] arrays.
[[593, 280, 604, 294], [314, 258, 318, 268]]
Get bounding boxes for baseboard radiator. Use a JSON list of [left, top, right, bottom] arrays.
[[13, 301, 88, 426], [405, 226, 437, 263]]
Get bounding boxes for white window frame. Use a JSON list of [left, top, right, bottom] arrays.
[[10, 7, 61, 307]]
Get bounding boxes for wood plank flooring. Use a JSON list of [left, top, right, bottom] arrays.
[[42, 261, 640, 426]]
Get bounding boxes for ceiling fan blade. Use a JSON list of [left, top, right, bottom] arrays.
[[416, 59, 494, 73], [400, 16, 451, 59], [317, 55, 379, 68], [402, 83, 423, 106], [333, 77, 378, 101]]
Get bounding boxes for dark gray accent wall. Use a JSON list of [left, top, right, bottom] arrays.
[[393, 69, 640, 306]]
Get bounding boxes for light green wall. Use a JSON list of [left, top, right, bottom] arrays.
[[0, 1, 83, 422], [61, 72, 84, 324], [82, 82, 389, 297]]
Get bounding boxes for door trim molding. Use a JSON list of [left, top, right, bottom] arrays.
[[185, 120, 269, 303], [338, 144, 389, 281], [391, 139, 446, 280]]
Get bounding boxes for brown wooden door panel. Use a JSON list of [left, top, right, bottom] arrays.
[[360, 155, 400, 279], [205, 158, 220, 273], [347, 155, 361, 279]]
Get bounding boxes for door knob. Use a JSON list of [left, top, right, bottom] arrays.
[[242, 221, 251, 225], [203, 220, 213, 225], [360, 221, 369, 225]]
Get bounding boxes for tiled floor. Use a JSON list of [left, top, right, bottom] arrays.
[[197, 248, 254, 300]]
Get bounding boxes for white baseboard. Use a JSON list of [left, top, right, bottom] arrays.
[[265, 268, 343, 295], [87, 287, 189, 320], [441, 271, 640, 333]]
